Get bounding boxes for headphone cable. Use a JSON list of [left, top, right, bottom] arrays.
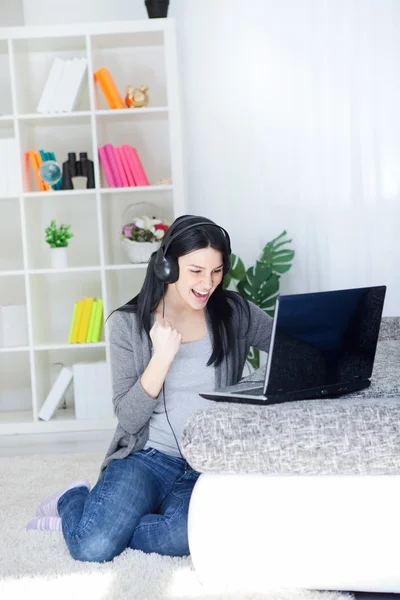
[[161, 294, 187, 465]]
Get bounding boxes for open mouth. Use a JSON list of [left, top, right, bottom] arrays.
[[192, 289, 210, 302]]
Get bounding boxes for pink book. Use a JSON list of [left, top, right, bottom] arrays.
[[113, 146, 129, 187], [104, 143, 122, 187], [98, 145, 116, 187], [123, 144, 150, 186], [120, 145, 137, 186]]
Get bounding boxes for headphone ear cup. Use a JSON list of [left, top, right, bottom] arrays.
[[224, 253, 232, 276], [154, 249, 179, 283]]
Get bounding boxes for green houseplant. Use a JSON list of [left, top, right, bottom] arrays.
[[223, 230, 295, 370], [45, 219, 73, 269]]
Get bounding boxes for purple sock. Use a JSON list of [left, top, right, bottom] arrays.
[[26, 516, 62, 532], [36, 478, 90, 517]]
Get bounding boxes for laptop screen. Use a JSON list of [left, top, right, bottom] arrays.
[[265, 285, 386, 395]]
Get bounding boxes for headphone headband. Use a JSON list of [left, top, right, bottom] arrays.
[[161, 220, 231, 257]]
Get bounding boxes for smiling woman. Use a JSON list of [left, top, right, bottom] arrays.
[[27, 214, 273, 565]]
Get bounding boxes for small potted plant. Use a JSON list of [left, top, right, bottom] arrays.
[[45, 219, 73, 269], [121, 215, 169, 263]]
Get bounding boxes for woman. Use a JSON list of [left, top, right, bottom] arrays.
[[26, 214, 272, 562]]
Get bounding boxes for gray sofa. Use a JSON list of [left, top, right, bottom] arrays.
[[181, 317, 400, 595]]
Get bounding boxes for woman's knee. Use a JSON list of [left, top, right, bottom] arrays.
[[68, 532, 122, 563]]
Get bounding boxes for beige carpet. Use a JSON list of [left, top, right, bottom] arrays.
[[0, 452, 355, 600]]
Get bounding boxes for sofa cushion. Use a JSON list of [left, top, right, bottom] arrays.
[[181, 396, 400, 475]]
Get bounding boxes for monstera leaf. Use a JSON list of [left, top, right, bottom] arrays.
[[260, 230, 295, 275]]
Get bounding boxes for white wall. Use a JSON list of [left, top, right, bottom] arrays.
[[22, 0, 146, 25], [20, 0, 400, 315], [0, 0, 24, 26]]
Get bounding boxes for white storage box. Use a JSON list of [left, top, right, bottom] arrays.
[[72, 361, 113, 420], [0, 305, 28, 348]]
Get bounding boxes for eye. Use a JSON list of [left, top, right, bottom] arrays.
[[213, 268, 223, 274], [190, 270, 201, 274]]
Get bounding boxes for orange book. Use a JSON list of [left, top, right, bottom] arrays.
[[97, 67, 124, 109], [35, 152, 50, 190], [28, 149, 44, 191], [94, 69, 115, 109]]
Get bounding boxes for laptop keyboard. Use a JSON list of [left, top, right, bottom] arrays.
[[235, 387, 265, 396]]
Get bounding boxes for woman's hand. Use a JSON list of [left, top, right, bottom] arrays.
[[150, 318, 182, 366]]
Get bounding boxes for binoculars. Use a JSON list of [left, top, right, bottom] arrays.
[[61, 152, 95, 190]]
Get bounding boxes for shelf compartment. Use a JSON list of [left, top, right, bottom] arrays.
[[19, 118, 93, 193], [105, 267, 146, 314], [0, 351, 32, 416], [96, 112, 171, 187], [0, 275, 27, 348], [29, 271, 102, 346], [90, 30, 167, 110], [12, 36, 90, 114], [101, 191, 173, 266], [0, 122, 20, 199], [34, 345, 107, 421], [0, 198, 23, 271], [0, 40, 12, 117], [24, 191, 100, 270]]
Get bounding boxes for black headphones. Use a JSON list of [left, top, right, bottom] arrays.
[[153, 215, 232, 283]]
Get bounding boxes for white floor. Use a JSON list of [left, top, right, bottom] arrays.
[[0, 429, 114, 457]]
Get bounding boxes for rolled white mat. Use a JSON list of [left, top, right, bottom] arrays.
[[188, 473, 400, 594]]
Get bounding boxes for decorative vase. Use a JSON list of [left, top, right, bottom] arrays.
[[145, 0, 169, 18], [50, 247, 68, 269], [121, 238, 161, 264]]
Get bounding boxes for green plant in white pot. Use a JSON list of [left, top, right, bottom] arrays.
[[223, 230, 295, 370], [45, 219, 73, 269]]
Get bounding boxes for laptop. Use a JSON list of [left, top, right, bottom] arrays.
[[199, 285, 386, 406]]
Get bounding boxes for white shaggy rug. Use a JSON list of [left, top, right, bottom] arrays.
[[0, 452, 355, 600]]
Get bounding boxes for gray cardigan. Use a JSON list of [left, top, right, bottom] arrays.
[[99, 296, 273, 473]]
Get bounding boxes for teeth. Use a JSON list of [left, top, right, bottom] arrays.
[[193, 290, 208, 296]]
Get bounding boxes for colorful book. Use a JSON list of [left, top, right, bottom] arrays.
[[28, 150, 44, 191], [68, 302, 78, 344], [118, 145, 135, 186], [124, 145, 149, 186], [104, 144, 122, 187], [94, 67, 124, 109], [70, 299, 85, 343], [97, 67, 124, 109], [77, 297, 94, 343], [94, 69, 115, 109], [120, 145, 138, 185], [98, 145, 116, 187], [113, 146, 129, 187], [86, 300, 98, 343], [91, 298, 103, 342]]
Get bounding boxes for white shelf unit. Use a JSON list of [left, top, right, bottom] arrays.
[[0, 20, 185, 435]]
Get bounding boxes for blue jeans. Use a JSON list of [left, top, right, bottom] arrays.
[[57, 448, 200, 563]]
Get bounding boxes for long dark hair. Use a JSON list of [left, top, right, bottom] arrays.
[[113, 214, 250, 367]]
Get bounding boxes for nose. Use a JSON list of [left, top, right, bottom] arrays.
[[202, 272, 213, 290]]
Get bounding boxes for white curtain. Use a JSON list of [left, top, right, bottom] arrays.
[[177, 0, 400, 315]]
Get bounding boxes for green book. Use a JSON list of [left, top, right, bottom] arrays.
[[86, 300, 98, 343], [91, 298, 103, 342]]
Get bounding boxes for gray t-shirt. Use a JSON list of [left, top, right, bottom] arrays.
[[144, 331, 215, 457]]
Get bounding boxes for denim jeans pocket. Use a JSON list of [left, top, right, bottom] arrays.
[[140, 447, 158, 457]]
